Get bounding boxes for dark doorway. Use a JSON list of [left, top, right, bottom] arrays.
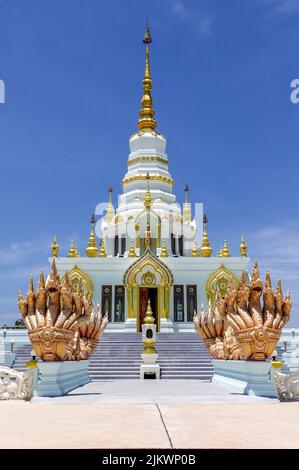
[[139, 287, 158, 331]]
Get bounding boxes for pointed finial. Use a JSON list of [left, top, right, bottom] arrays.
[[51, 236, 59, 257], [68, 241, 77, 258], [239, 271, 247, 287], [251, 260, 260, 281], [138, 23, 157, 132], [74, 244, 80, 257], [240, 235, 247, 257], [276, 279, 282, 295], [106, 187, 115, 223], [192, 241, 199, 257], [28, 276, 34, 292], [218, 247, 224, 257], [200, 223, 212, 257], [144, 299, 155, 324], [86, 218, 98, 257], [99, 239, 107, 257], [222, 240, 231, 257], [160, 240, 168, 257], [128, 241, 137, 257], [184, 184, 189, 202], [183, 184, 191, 223]]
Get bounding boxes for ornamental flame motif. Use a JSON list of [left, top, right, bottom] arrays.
[[18, 259, 108, 361]]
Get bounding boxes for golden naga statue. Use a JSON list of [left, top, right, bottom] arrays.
[[18, 260, 108, 361], [194, 262, 291, 361], [193, 296, 243, 360]]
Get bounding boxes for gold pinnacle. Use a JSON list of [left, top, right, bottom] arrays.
[[128, 241, 137, 257], [200, 224, 212, 257], [222, 240, 231, 257], [99, 239, 107, 257], [240, 235, 247, 257], [160, 240, 168, 257], [137, 24, 157, 132], [67, 241, 77, 258], [86, 222, 98, 257], [191, 242, 199, 257], [144, 299, 155, 324], [51, 236, 59, 257]]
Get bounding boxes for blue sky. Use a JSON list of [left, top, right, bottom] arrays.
[[0, 0, 298, 326]]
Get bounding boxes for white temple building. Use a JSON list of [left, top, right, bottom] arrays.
[[53, 25, 249, 332]]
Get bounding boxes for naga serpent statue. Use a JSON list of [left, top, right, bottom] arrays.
[[194, 262, 291, 361], [18, 260, 108, 361]]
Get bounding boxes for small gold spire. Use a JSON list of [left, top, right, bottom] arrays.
[[191, 242, 199, 257], [128, 241, 137, 257], [86, 215, 98, 257], [160, 240, 168, 257], [144, 172, 153, 209], [218, 247, 224, 257], [222, 240, 231, 257], [137, 24, 157, 133], [74, 244, 80, 257], [106, 186, 115, 224], [200, 217, 212, 257], [240, 235, 247, 257], [144, 299, 155, 324], [67, 241, 77, 258], [183, 184, 191, 223], [51, 236, 59, 257], [99, 239, 107, 257]]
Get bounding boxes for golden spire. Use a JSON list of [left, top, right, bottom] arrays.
[[86, 215, 98, 257], [51, 236, 59, 257], [137, 24, 157, 132], [144, 299, 155, 324], [240, 235, 247, 257], [222, 240, 231, 257], [74, 244, 80, 257], [218, 247, 224, 257], [105, 186, 115, 224], [128, 241, 137, 257], [160, 240, 168, 257], [192, 241, 199, 257], [99, 239, 107, 257], [183, 184, 191, 223], [144, 172, 153, 209], [200, 215, 212, 257], [67, 241, 77, 258]]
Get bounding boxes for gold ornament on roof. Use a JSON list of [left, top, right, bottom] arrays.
[[200, 215, 212, 257], [222, 240, 231, 257], [86, 215, 98, 257], [144, 299, 155, 324], [99, 239, 107, 257], [128, 241, 137, 257], [191, 242, 199, 257], [137, 24, 157, 133], [74, 244, 80, 258], [160, 240, 168, 257], [183, 184, 191, 223], [67, 241, 77, 258], [51, 236, 59, 257], [240, 235, 248, 257], [105, 186, 115, 224]]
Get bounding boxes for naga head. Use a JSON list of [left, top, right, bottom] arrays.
[[236, 272, 250, 308], [275, 279, 284, 312], [18, 292, 28, 318], [225, 277, 237, 312], [60, 272, 73, 310], [36, 271, 47, 310], [26, 277, 35, 309], [249, 261, 263, 303], [263, 271, 275, 309], [46, 259, 60, 303]]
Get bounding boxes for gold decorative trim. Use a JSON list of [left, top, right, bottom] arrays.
[[128, 156, 168, 166], [61, 265, 94, 299], [205, 264, 239, 305], [122, 174, 174, 187]]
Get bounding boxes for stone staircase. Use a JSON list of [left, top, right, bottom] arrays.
[[13, 332, 213, 381]]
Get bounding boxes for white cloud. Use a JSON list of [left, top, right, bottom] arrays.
[[267, 0, 299, 15], [172, 1, 191, 21]]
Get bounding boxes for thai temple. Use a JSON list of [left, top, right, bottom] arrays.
[[52, 25, 249, 333]]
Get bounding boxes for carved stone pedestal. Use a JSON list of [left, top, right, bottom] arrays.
[[140, 353, 160, 379], [212, 359, 280, 398], [36, 360, 90, 397]]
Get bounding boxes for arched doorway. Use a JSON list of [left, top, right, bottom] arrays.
[[123, 250, 173, 331]]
